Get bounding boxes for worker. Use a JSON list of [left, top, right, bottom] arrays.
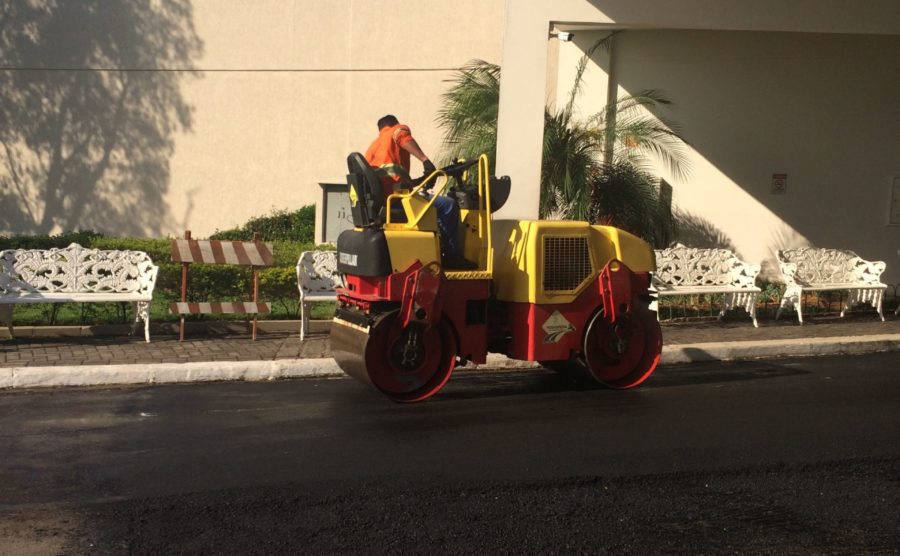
[[365, 114, 475, 269]]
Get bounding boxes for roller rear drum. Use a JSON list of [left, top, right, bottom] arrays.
[[331, 311, 457, 403]]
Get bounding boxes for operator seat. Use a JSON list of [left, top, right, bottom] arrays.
[[346, 152, 387, 227]]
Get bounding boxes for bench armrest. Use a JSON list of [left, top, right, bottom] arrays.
[[851, 258, 886, 284], [139, 262, 159, 297], [777, 261, 800, 287], [729, 261, 761, 288]]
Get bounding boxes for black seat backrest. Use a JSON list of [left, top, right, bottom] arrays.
[[347, 152, 386, 226]]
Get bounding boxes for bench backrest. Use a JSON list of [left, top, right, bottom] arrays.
[[653, 244, 759, 288], [296, 250, 341, 299], [777, 247, 862, 285], [0, 243, 157, 295]]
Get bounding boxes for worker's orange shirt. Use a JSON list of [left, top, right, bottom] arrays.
[[365, 124, 413, 197]]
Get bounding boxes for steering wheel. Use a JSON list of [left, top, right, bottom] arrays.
[[415, 159, 479, 191], [440, 159, 479, 178]]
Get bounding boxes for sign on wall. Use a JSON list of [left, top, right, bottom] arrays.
[[320, 183, 354, 243], [771, 173, 787, 194], [889, 177, 900, 226]]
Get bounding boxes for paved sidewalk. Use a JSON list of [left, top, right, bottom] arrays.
[[1, 312, 898, 389], [1, 313, 898, 368]]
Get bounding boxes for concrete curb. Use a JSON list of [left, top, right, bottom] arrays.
[[661, 333, 900, 363], [2, 334, 899, 390]]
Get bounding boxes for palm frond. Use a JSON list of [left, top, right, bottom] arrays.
[[436, 40, 690, 239], [563, 33, 616, 118], [436, 59, 500, 166]]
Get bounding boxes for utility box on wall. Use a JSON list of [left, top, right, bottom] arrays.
[[317, 183, 354, 244]]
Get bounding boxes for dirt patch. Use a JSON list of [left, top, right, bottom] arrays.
[[0, 506, 80, 556]]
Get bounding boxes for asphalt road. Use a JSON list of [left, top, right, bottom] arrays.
[[1, 353, 899, 554]]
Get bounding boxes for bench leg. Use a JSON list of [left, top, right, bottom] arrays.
[[141, 301, 152, 342], [131, 301, 151, 342], [130, 302, 140, 336], [0, 304, 12, 338], [775, 296, 789, 321], [844, 289, 885, 322], [300, 300, 308, 341], [863, 289, 886, 322], [719, 293, 733, 321], [749, 294, 759, 328], [777, 288, 801, 323]]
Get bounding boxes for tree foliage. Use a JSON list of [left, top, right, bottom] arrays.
[[437, 35, 689, 246], [435, 60, 501, 170]]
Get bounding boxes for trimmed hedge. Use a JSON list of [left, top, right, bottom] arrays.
[[0, 207, 337, 325], [210, 206, 315, 243]]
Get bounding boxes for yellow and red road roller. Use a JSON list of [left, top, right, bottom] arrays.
[[330, 153, 662, 402]]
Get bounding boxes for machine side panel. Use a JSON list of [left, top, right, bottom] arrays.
[[491, 219, 533, 303], [441, 279, 491, 365], [590, 226, 656, 273], [493, 220, 656, 306], [336, 228, 393, 276], [384, 230, 441, 273], [504, 282, 602, 361]]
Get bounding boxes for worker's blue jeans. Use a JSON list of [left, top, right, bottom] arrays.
[[431, 195, 460, 257]]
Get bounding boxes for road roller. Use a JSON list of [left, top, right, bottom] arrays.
[[330, 152, 662, 402]]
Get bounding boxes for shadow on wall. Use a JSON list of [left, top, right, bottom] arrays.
[[673, 210, 736, 252], [0, 0, 202, 236]]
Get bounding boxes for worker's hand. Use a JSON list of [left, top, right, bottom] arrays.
[[422, 160, 436, 176]]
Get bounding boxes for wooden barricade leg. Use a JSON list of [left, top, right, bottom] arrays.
[[251, 266, 259, 340], [180, 230, 191, 342], [251, 232, 261, 341]]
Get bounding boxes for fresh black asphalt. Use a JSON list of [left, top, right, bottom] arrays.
[[1, 352, 898, 553]]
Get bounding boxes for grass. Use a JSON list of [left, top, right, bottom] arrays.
[[656, 290, 896, 321], [7, 299, 337, 326]]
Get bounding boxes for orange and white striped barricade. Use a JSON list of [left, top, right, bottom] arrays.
[[169, 231, 275, 340]]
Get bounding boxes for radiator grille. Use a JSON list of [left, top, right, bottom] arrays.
[[543, 236, 593, 292]]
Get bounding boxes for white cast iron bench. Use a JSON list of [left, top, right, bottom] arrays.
[[653, 243, 762, 327], [776, 247, 886, 324], [0, 243, 159, 342], [296, 250, 341, 340]]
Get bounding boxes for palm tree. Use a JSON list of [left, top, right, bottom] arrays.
[[437, 35, 689, 246], [591, 161, 675, 248], [435, 60, 500, 170]]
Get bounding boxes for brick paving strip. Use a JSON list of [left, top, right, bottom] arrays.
[[1, 314, 898, 369], [0, 334, 327, 368]]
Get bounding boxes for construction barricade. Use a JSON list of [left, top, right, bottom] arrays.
[[169, 231, 274, 340]]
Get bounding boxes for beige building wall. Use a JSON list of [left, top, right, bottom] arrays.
[[0, 0, 504, 239], [552, 29, 900, 282], [496, 0, 900, 283], [171, 0, 504, 238]]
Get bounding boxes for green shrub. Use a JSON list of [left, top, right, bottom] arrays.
[[210, 206, 316, 243], [0, 230, 103, 251], [92, 237, 173, 262], [1, 221, 340, 325]]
